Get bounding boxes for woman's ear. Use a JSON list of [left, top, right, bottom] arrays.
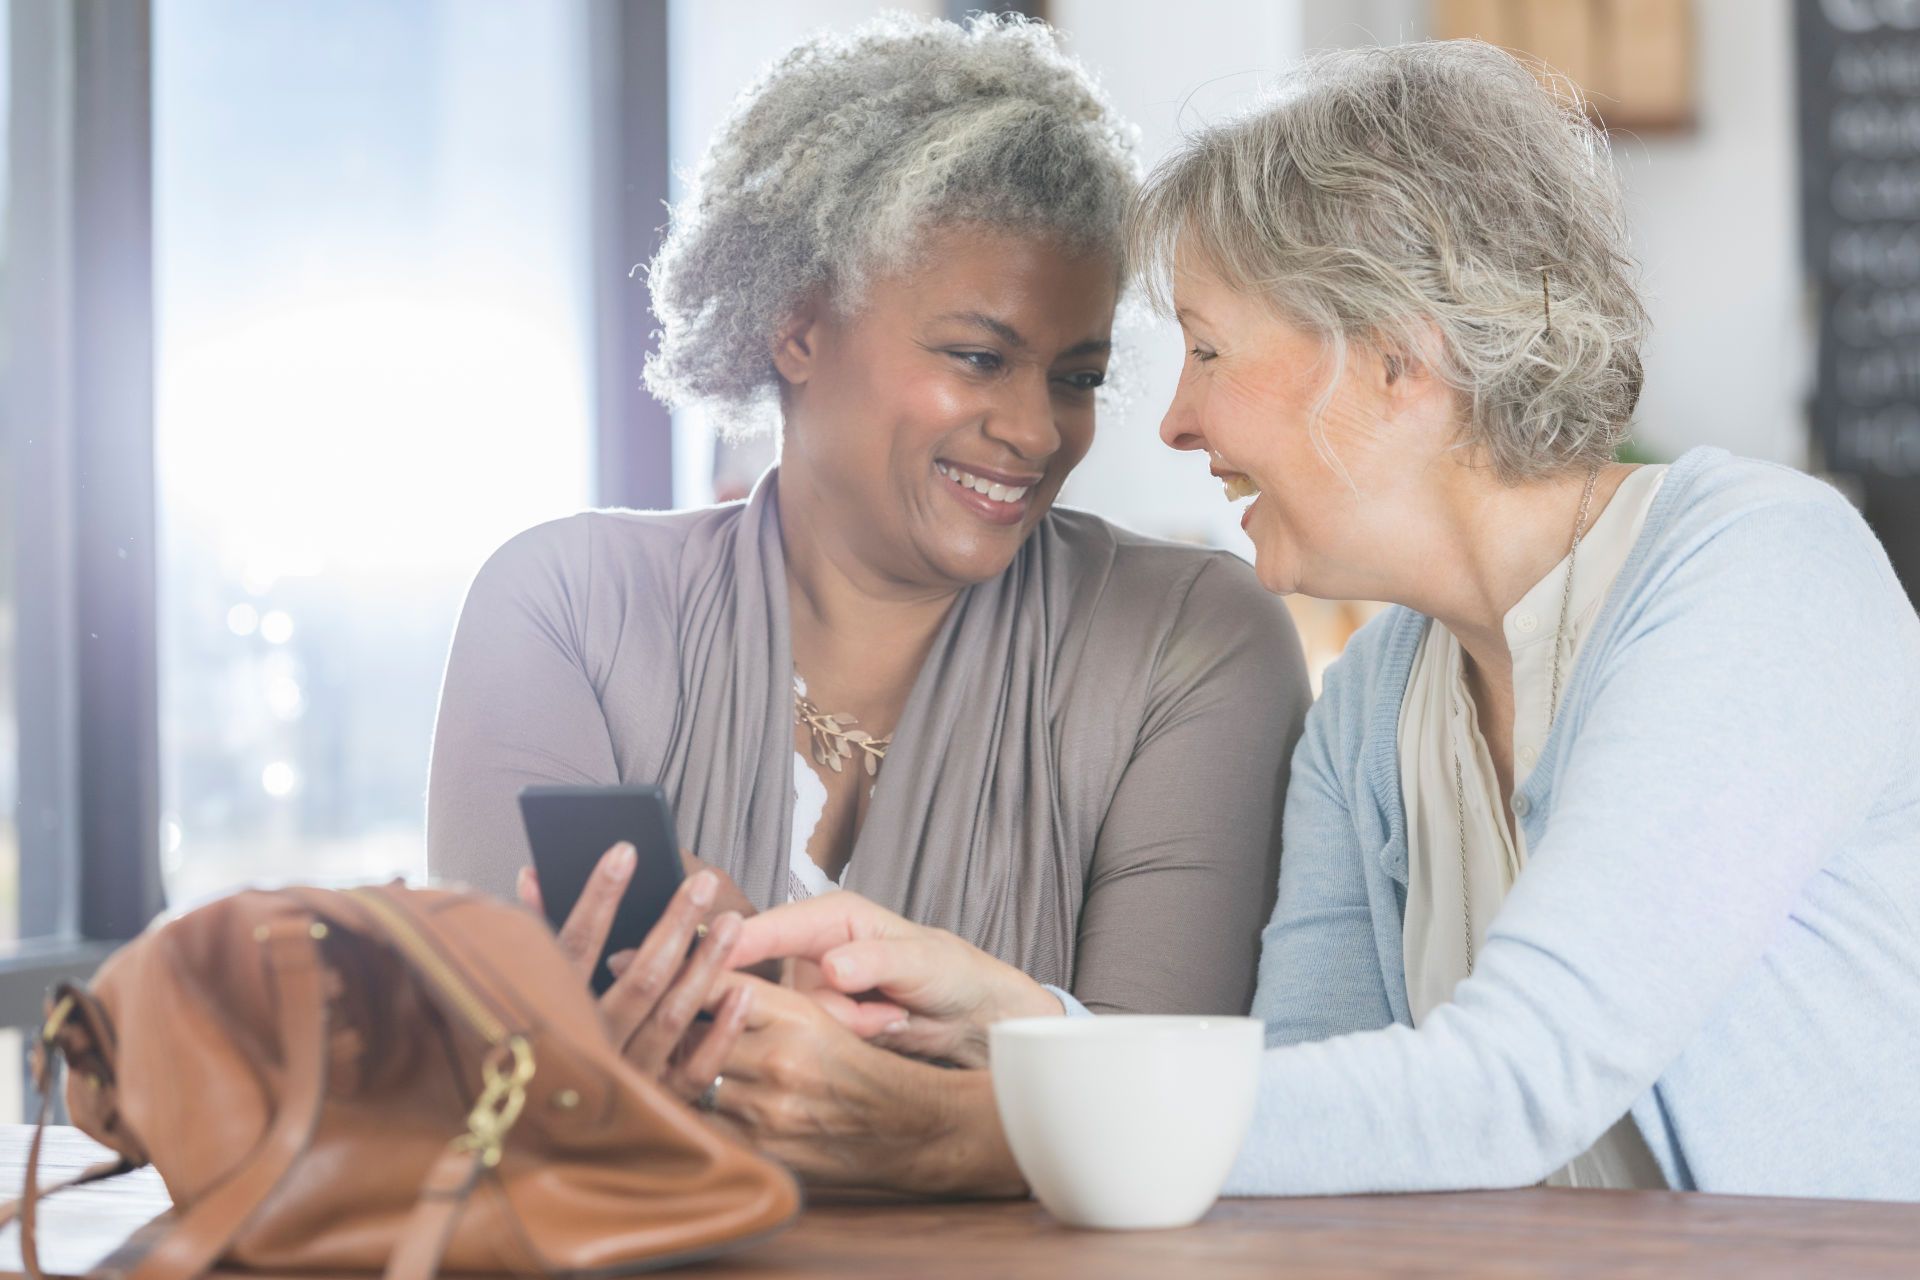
[[771, 299, 824, 388], [1371, 322, 1443, 399]]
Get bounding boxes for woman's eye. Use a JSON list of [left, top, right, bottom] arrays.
[[1056, 370, 1106, 392], [949, 350, 1003, 373], [1188, 346, 1217, 364]]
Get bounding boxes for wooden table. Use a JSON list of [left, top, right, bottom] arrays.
[[5, 1125, 1917, 1278]]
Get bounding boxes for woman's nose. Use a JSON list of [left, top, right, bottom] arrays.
[[984, 375, 1063, 460], [1159, 391, 1206, 453]]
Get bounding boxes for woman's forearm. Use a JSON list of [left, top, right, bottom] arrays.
[[896, 1064, 1027, 1198]]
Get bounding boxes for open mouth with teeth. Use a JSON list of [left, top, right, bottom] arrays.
[[934, 460, 1039, 528], [1212, 456, 1262, 530], [936, 461, 1032, 504]]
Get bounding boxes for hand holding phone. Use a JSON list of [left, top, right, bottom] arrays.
[[520, 785, 685, 994], [517, 786, 755, 1102]]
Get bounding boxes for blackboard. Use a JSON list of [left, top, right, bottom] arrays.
[[1797, 0, 1920, 478]]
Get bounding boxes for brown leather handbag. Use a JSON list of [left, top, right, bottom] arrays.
[[6, 881, 801, 1280]]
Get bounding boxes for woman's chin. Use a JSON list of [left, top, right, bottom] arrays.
[[918, 523, 1034, 586], [1250, 545, 1300, 598], [930, 541, 1024, 587]]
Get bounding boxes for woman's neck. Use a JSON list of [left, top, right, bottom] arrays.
[[1396, 460, 1632, 689], [777, 463, 959, 709]]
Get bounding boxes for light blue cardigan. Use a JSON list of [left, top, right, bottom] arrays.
[[1214, 447, 1920, 1200]]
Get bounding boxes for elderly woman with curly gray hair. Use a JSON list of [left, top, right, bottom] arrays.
[[735, 39, 1920, 1201], [425, 13, 1309, 1192]]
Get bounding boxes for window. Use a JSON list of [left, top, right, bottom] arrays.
[[153, 1, 595, 904], [1, 0, 21, 1125], [1, 0, 15, 951]]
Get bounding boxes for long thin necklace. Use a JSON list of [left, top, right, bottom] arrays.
[[794, 676, 891, 778], [1455, 462, 1602, 975]]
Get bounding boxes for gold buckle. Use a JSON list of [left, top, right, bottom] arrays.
[[42, 994, 77, 1044], [452, 1035, 535, 1169]]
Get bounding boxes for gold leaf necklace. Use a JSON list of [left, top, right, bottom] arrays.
[[793, 676, 891, 778]]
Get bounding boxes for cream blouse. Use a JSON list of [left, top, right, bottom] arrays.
[[1399, 464, 1669, 1189]]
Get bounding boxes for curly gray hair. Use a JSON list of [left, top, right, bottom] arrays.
[[644, 12, 1139, 434], [1131, 40, 1648, 483]]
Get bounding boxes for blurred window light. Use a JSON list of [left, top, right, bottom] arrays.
[[155, 0, 594, 904], [260, 761, 299, 799], [265, 676, 306, 722]]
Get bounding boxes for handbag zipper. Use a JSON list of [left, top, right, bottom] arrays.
[[343, 887, 536, 1166], [346, 888, 511, 1044]]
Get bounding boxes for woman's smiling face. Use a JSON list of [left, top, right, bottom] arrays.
[[775, 224, 1118, 591], [1158, 253, 1449, 602]]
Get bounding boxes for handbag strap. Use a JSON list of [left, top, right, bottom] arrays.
[[10, 1091, 140, 1280], [16, 921, 336, 1280], [382, 1147, 486, 1280]]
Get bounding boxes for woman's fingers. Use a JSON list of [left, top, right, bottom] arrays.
[[600, 869, 719, 1044], [515, 865, 545, 915], [728, 892, 912, 970], [664, 983, 752, 1102], [680, 849, 759, 919], [806, 987, 912, 1039], [550, 842, 636, 982], [817, 937, 954, 1006], [806, 985, 975, 1063], [620, 910, 741, 1072]]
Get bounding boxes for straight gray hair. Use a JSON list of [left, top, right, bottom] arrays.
[[1131, 40, 1648, 483]]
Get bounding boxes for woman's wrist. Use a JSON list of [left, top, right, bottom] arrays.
[[951, 964, 1064, 1065], [897, 1062, 1026, 1198], [990, 967, 1067, 1021]]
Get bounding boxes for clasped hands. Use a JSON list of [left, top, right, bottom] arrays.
[[518, 844, 1062, 1187]]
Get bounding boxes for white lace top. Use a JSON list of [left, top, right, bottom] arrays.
[[787, 676, 843, 902]]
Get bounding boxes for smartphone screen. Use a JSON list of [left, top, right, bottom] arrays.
[[518, 785, 684, 995]]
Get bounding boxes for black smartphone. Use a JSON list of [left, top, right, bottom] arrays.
[[518, 784, 684, 995]]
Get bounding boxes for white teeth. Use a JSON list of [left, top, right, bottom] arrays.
[[1221, 473, 1259, 502], [938, 463, 1030, 505]]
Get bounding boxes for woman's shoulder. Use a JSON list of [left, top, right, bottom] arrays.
[[1038, 509, 1311, 731], [459, 502, 751, 661], [474, 502, 745, 595], [1655, 448, 1868, 549], [1631, 448, 1906, 618]]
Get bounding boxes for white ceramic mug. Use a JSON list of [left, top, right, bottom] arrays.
[[988, 1015, 1264, 1230]]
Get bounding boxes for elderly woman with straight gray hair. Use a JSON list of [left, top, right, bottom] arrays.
[[720, 36, 1920, 1201]]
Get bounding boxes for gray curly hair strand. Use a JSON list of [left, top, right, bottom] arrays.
[[1131, 39, 1649, 483], [644, 11, 1140, 435]]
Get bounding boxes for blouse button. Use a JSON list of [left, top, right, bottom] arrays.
[[1512, 794, 1532, 818], [1515, 612, 1540, 634], [1518, 744, 1538, 767]]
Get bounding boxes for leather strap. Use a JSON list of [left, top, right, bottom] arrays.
[[111, 924, 332, 1280], [382, 1147, 486, 1280], [9, 1015, 140, 1279], [3, 1151, 138, 1231], [19, 1082, 62, 1280]]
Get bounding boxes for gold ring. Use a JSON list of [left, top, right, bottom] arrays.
[[694, 922, 709, 940]]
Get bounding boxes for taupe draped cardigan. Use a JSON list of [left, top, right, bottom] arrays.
[[426, 472, 1309, 1014]]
